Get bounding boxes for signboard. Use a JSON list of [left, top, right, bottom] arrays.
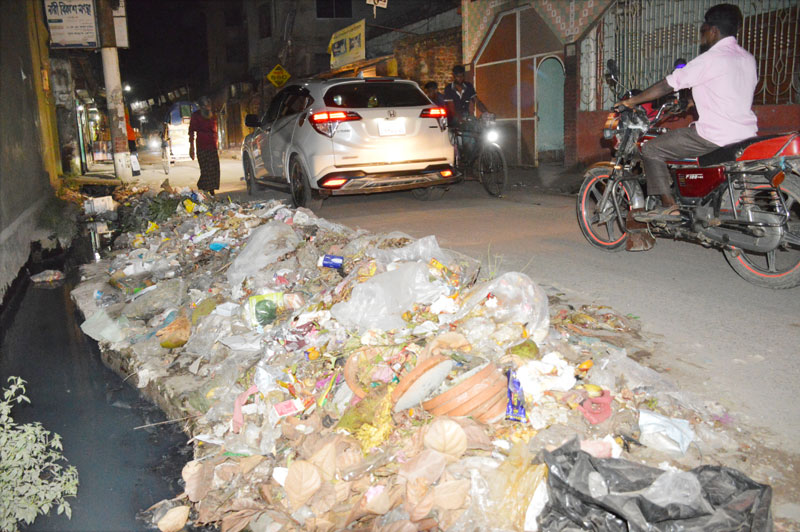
[[44, 0, 99, 48], [267, 64, 291, 88], [112, 0, 129, 48], [366, 0, 388, 7], [328, 19, 366, 70]]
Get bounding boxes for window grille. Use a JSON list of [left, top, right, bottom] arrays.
[[580, 0, 799, 111]]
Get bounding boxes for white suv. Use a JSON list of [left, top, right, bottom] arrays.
[[242, 77, 456, 208]]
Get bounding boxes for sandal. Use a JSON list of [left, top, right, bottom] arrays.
[[647, 204, 680, 217]]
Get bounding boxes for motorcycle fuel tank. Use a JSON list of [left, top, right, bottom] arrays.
[[676, 166, 725, 198]]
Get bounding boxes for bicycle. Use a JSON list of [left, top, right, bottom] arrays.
[[451, 114, 507, 197]]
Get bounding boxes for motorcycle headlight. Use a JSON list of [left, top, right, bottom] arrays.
[[486, 129, 499, 143], [603, 128, 616, 140]]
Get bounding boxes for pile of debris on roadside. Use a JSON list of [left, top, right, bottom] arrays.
[[69, 187, 775, 532]]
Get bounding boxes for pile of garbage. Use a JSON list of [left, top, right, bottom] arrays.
[[70, 188, 773, 532]]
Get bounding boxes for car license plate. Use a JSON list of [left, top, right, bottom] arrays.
[[378, 120, 405, 136]]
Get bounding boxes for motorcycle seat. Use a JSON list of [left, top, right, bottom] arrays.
[[697, 134, 784, 167]]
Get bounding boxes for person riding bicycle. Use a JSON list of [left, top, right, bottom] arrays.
[[443, 65, 491, 170]]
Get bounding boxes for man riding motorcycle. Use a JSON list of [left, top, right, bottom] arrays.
[[616, 3, 758, 251]]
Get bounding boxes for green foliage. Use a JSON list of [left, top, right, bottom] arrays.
[[0, 377, 79, 531], [36, 194, 80, 244]]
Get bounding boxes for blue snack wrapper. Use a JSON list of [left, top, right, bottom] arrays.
[[505, 369, 527, 423], [318, 254, 344, 268]]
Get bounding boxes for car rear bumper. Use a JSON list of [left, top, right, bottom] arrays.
[[315, 165, 459, 196]]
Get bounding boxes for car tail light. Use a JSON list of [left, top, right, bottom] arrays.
[[440, 169, 453, 178], [310, 110, 361, 137], [420, 107, 446, 118], [321, 177, 348, 189], [420, 107, 447, 131]]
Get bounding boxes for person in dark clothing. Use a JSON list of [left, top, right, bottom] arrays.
[[189, 96, 220, 196], [423, 81, 447, 107], [443, 65, 491, 170], [442, 65, 489, 126]]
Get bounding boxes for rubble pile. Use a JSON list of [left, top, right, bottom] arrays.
[[70, 189, 774, 532]]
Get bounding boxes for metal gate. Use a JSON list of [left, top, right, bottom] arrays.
[[580, 0, 800, 111], [473, 5, 564, 166]]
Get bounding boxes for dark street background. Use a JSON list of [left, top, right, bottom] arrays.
[[0, 248, 190, 532]]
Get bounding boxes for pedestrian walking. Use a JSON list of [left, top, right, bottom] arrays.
[[189, 96, 220, 196]]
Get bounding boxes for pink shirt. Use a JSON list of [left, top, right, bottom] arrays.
[[666, 36, 758, 147]]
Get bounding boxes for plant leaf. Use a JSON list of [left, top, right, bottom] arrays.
[[156, 505, 190, 532], [285, 460, 322, 510], [310, 441, 337, 482], [431, 479, 470, 510], [423, 418, 467, 460]]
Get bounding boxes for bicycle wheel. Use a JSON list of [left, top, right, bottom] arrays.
[[478, 144, 507, 197], [161, 147, 169, 174]]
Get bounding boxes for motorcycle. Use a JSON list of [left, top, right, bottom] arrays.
[[576, 60, 800, 289]]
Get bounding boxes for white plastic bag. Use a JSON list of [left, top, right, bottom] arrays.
[[227, 220, 301, 298], [331, 262, 449, 332], [455, 272, 549, 343]]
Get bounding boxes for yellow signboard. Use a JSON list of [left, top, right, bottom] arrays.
[[328, 19, 366, 70], [267, 64, 291, 88]]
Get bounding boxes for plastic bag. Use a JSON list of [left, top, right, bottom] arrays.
[[368, 234, 452, 265], [455, 272, 550, 350], [538, 438, 773, 531], [638, 409, 696, 456], [488, 443, 549, 531], [227, 220, 301, 298], [331, 262, 449, 332]]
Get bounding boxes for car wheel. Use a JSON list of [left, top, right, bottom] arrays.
[[289, 157, 322, 210], [411, 187, 446, 201]]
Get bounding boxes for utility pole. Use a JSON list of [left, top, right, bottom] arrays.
[[96, 0, 132, 181]]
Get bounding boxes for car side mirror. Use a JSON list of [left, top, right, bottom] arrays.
[[244, 114, 261, 128]]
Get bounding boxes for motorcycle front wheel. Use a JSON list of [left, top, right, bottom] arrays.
[[576, 167, 632, 251], [722, 175, 800, 289]]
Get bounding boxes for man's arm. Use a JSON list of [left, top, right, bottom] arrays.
[[474, 96, 489, 115], [615, 79, 674, 108]]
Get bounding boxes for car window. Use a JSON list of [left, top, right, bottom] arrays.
[[279, 89, 312, 118], [262, 91, 287, 124], [323, 82, 429, 108]]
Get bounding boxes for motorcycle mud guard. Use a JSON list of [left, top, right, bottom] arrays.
[[585, 162, 646, 210]]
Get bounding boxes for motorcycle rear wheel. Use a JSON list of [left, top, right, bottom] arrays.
[[576, 167, 632, 251], [722, 176, 800, 289]]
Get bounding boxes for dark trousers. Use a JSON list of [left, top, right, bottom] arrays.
[[641, 126, 719, 196]]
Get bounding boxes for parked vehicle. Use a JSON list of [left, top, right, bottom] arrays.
[[241, 78, 457, 208], [576, 60, 800, 288]]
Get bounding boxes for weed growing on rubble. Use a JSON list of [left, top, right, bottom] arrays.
[[0, 376, 78, 531]]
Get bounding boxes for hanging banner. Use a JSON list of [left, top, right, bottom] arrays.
[[44, 0, 99, 48], [328, 19, 365, 70]]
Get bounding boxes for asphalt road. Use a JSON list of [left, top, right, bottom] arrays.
[[133, 149, 800, 454]]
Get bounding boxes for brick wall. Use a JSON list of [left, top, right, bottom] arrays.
[[394, 27, 462, 88]]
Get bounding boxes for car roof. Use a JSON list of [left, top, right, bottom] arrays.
[[289, 77, 418, 93]]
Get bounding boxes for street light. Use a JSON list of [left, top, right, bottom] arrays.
[[124, 84, 131, 92]]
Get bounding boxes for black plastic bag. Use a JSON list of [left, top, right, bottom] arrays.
[[538, 438, 772, 531]]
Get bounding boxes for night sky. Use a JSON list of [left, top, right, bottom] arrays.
[[118, 0, 208, 102]]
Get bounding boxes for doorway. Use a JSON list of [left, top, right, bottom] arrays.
[[535, 57, 565, 163]]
